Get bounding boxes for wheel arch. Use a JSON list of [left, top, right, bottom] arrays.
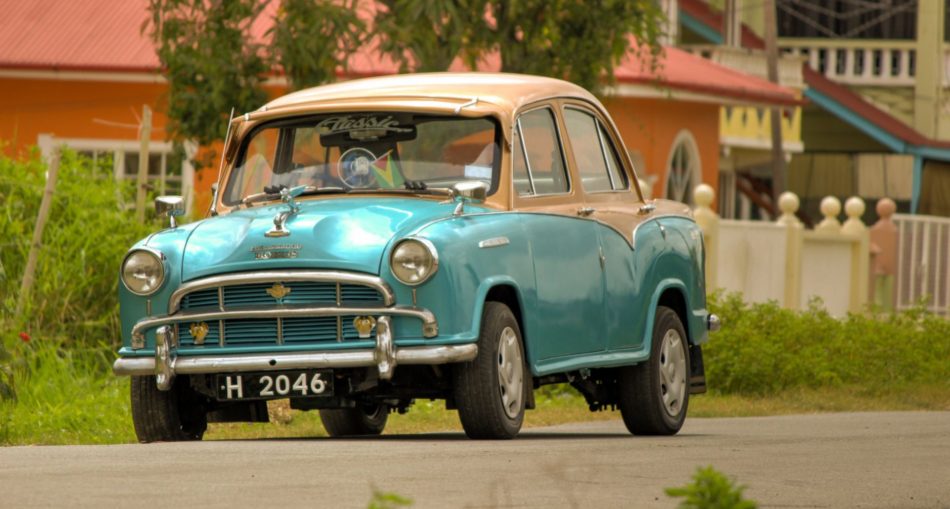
[[475, 278, 532, 367], [643, 279, 699, 352]]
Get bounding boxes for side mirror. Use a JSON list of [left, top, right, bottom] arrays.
[[450, 181, 489, 216], [453, 180, 489, 202], [155, 195, 185, 228]]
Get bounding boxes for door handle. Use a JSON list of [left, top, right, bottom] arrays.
[[638, 202, 656, 215], [577, 207, 595, 217]]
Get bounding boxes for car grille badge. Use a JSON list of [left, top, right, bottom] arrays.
[[189, 322, 209, 345], [266, 283, 292, 303], [353, 316, 377, 339]]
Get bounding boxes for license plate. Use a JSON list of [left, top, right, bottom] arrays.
[[215, 371, 333, 401]]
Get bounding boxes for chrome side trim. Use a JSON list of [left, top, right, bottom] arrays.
[[168, 270, 396, 312], [113, 343, 478, 378], [131, 304, 438, 344], [478, 236, 510, 249]]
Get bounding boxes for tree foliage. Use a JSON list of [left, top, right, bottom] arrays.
[[375, 0, 665, 92], [148, 0, 666, 150], [146, 0, 269, 147], [270, 0, 366, 90]]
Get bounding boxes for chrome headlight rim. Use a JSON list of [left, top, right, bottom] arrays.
[[390, 237, 439, 286], [120, 247, 167, 296]]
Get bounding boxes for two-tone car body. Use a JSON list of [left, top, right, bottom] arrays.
[[114, 73, 718, 440]]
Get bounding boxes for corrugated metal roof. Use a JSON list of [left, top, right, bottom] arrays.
[[0, 0, 158, 71], [616, 46, 801, 107]]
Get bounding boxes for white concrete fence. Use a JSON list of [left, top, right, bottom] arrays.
[[693, 185, 869, 315]]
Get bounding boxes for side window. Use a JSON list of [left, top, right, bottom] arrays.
[[564, 107, 628, 192], [515, 108, 569, 195], [599, 123, 629, 190]]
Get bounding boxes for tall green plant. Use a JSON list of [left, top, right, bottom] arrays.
[[0, 149, 154, 349]]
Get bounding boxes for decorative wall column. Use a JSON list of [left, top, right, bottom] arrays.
[[693, 184, 719, 291]]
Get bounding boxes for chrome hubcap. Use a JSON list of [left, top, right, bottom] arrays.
[[496, 326, 524, 419], [659, 329, 687, 417]]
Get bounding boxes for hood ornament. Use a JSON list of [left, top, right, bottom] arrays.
[[266, 185, 306, 238]]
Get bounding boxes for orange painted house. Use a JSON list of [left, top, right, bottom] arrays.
[[0, 0, 797, 215]]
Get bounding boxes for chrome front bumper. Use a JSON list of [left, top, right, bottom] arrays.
[[114, 316, 477, 390]]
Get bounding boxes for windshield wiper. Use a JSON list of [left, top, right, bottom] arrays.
[[242, 185, 349, 207]]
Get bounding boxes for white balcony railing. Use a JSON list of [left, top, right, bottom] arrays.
[[683, 45, 805, 89], [779, 39, 929, 87]]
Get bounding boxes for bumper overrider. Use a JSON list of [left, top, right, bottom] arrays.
[[112, 270, 478, 390]]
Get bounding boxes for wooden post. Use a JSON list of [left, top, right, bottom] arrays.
[[763, 0, 786, 203], [16, 151, 61, 317], [693, 184, 719, 291], [135, 105, 152, 223]]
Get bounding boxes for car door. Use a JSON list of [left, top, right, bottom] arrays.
[[561, 103, 652, 353], [512, 105, 607, 361]]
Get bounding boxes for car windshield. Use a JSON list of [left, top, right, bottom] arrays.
[[224, 113, 500, 204]]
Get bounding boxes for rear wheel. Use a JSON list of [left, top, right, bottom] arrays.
[[454, 302, 526, 439], [130, 376, 207, 443], [619, 306, 690, 435], [319, 404, 389, 437]]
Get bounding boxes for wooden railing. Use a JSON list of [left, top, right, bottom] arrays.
[[779, 38, 928, 86]]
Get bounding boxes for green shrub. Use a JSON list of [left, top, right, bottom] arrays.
[[0, 148, 154, 349], [705, 292, 950, 395], [665, 466, 757, 509]]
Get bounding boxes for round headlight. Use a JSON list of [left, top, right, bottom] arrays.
[[390, 238, 438, 285], [121, 249, 166, 295]]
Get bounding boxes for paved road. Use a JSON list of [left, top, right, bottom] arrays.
[[1, 412, 948, 508]]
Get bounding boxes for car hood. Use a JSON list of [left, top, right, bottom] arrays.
[[177, 196, 474, 281]]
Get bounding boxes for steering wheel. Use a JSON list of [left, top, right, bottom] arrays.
[[339, 147, 377, 189]]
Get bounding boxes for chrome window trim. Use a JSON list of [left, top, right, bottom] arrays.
[[562, 104, 631, 195], [513, 105, 573, 198]]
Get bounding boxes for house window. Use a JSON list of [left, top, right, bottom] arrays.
[[38, 134, 194, 211], [665, 130, 701, 205]]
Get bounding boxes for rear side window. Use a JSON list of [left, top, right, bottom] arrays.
[[513, 108, 570, 196], [563, 107, 628, 192]]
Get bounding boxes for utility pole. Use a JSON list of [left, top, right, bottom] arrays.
[[135, 105, 152, 223], [763, 0, 786, 204]]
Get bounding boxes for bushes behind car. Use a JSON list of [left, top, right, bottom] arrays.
[[705, 291, 950, 395]]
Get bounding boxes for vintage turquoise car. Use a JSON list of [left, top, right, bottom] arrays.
[[114, 73, 718, 441]]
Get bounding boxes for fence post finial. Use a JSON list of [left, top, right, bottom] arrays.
[[869, 198, 898, 310], [776, 191, 801, 225], [815, 196, 842, 233], [841, 197, 867, 235]]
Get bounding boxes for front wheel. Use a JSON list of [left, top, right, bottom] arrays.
[[453, 302, 527, 439], [319, 404, 389, 437], [130, 376, 208, 443], [618, 306, 690, 435]]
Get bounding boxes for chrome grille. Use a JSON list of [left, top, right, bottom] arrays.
[[178, 281, 384, 311], [175, 279, 384, 347], [177, 315, 367, 347]]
